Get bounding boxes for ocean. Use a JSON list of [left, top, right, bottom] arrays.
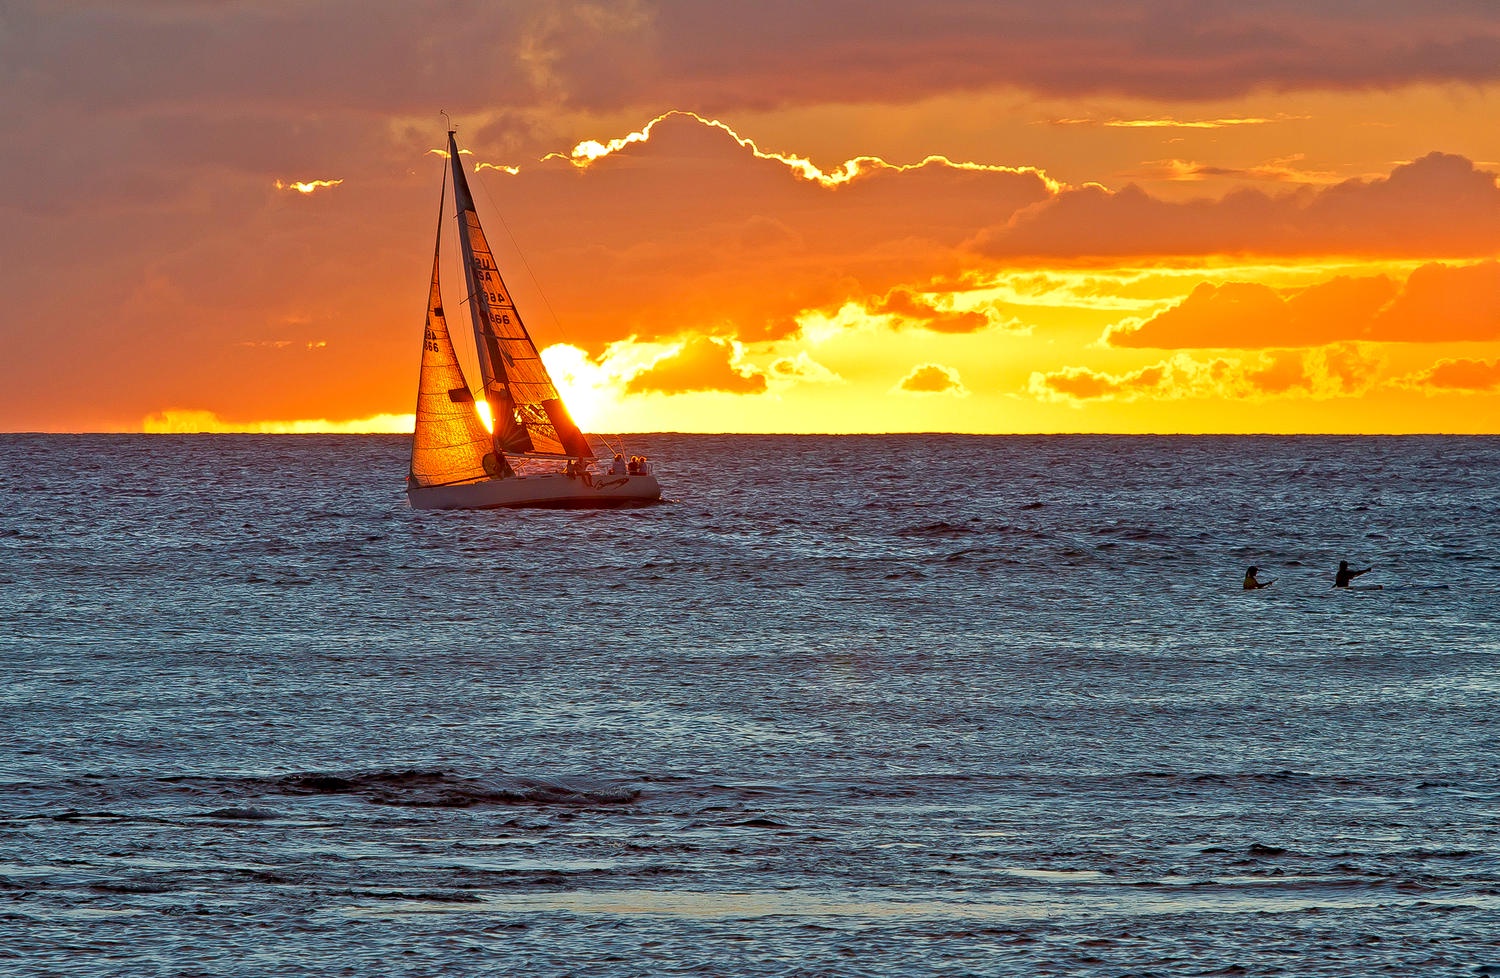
[[1, 434, 1497, 976]]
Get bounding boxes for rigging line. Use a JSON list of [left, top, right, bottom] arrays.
[[470, 165, 569, 343], [469, 162, 627, 458], [592, 432, 626, 458], [461, 154, 620, 458]]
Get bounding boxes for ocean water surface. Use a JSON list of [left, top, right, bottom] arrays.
[[1, 434, 1498, 975]]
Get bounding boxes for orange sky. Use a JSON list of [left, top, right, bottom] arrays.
[[3, 3, 1500, 433]]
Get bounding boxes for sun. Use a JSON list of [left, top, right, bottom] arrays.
[[471, 348, 612, 437], [541, 344, 612, 432]]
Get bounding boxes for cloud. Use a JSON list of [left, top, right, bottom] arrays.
[[1368, 261, 1500, 342], [769, 352, 843, 384], [871, 287, 992, 334], [642, 5, 1500, 108], [1110, 262, 1500, 349], [1308, 343, 1383, 395], [10, 3, 1500, 132], [549, 110, 1063, 190], [141, 410, 412, 433], [624, 335, 767, 395], [453, 112, 1055, 347], [1241, 350, 1309, 395], [1029, 345, 1382, 402], [735, 215, 803, 251], [274, 178, 343, 194], [1120, 155, 1341, 186], [975, 153, 1500, 260], [1029, 362, 1173, 402], [1240, 344, 1382, 397], [1110, 275, 1399, 348], [894, 363, 968, 396], [0, 3, 646, 117], [238, 338, 331, 350], [1047, 115, 1299, 130], [1404, 357, 1500, 392]]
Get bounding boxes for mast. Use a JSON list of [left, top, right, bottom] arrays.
[[446, 130, 594, 460]]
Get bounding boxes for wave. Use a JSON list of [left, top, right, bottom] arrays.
[[348, 889, 485, 904], [1, 769, 642, 815], [14, 766, 1489, 819], [267, 769, 641, 808], [897, 521, 980, 539], [195, 805, 286, 820]]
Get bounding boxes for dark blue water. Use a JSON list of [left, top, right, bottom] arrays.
[[2, 435, 1498, 976]]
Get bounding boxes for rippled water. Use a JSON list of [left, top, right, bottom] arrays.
[[2, 434, 1498, 976]]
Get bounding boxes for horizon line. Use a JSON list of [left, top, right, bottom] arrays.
[[3, 430, 1495, 438]]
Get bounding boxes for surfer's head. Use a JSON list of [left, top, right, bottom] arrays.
[[1247, 566, 1258, 575], [1339, 560, 1349, 570]]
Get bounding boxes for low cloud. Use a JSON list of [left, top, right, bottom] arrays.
[[1030, 345, 1382, 403], [1120, 155, 1340, 186], [1404, 357, 1500, 393], [769, 352, 843, 384], [1110, 262, 1500, 349], [142, 409, 412, 433], [1110, 275, 1399, 349], [1030, 361, 1175, 402], [1368, 262, 1500, 342], [273, 178, 342, 195], [871, 287, 992, 334], [1047, 115, 1297, 130], [894, 363, 968, 396], [624, 335, 767, 395], [975, 153, 1500, 260], [237, 338, 331, 350]]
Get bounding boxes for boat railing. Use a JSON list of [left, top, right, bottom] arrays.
[[409, 474, 491, 489]]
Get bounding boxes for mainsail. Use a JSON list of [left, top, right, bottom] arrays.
[[447, 131, 593, 460], [408, 183, 493, 488]]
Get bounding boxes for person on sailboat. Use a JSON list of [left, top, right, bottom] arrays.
[[610, 453, 628, 476], [637, 456, 653, 475], [627, 456, 640, 475]]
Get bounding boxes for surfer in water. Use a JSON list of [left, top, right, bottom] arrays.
[[1335, 560, 1373, 587], [1243, 566, 1275, 590]]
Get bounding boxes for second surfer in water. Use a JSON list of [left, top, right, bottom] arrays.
[[1243, 566, 1275, 590]]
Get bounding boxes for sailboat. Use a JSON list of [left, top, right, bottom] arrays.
[[406, 130, 662, 510]]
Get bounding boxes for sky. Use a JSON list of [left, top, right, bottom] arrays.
[[4, 1, 1500, 434]]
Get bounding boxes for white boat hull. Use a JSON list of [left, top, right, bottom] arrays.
[[408, 472, 661, 510]]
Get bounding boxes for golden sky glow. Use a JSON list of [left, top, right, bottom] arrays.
[[3, 3, 1500, 434]]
